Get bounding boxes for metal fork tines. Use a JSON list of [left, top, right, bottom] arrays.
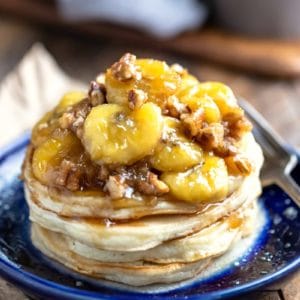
[[239, 99, 300, 207]]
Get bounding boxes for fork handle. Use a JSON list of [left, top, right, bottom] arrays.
[[276, 174, 300, 207]]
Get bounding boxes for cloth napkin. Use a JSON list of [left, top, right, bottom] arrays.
[[0, 44, 85, 147]]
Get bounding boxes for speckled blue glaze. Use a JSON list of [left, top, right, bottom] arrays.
[[0, 133, 299, 300]]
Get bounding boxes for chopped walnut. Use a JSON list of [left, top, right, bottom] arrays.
[[213, 138, 238, 157], [148, 173, 169, 194], [104, 175, 127, 199], [59, 99, 93, 138], [66, 170, 81, 191], [55, 159, 73, 186], [181, 108, 204, 137], [111, 53, 141, 82], [59, 112, 74, 130], [164, 96, 189, 118], [54, 159, 81, 191], [128, 89, 147, 110], [196, 123, 224, 151], [136, 172, 169, 196], [223, 112, 252, 140], [225, 155, 252, 176], [88, 81, 106, 106]]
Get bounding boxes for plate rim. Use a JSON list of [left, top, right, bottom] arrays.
[[0, 133, 299, 300]]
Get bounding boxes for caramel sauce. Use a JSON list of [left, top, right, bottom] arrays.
[[73, 189, 106, 197], [228, 214, 243, 229]]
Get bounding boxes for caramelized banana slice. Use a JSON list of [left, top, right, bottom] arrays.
[[150, 118, 203, 172], [83, 102, 163, 164], [31, 110, 56, 147], [176, 73, 199, 97], [195, 82, 243, 117], [105, 58, 181, 108], [56, 91, 86, 113], [136, 59, 180, 104], [31, 92, 86, 147], [105, 69, 134, 105], [161, 154, 228, 203], [32, 132, 80, 184], [179, 84, 221, 123]]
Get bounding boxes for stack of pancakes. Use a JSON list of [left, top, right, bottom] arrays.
[[24, 133, 263, 286]]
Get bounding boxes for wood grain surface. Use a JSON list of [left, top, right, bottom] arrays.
[[0, 16, 299, 300]]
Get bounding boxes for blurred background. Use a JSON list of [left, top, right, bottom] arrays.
[[0, 0, 299, 148]]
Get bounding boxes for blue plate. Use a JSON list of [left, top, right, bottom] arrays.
[[0, 133, 299, 300]]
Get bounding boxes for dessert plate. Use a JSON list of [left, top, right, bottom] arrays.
[[0, 133, 299, 300]]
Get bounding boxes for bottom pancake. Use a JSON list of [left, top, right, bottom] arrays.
[[32, 223, 212, 286]]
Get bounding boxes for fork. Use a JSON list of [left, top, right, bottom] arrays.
[[239, 99, 300, 207]]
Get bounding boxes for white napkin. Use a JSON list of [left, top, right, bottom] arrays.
[[0, 44, 85, 147]]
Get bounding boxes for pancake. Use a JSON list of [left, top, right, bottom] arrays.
[[27, 170, 261, 252], [32, 223, 212, 286], [63, 200, 258, 264]]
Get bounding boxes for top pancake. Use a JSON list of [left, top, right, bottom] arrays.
[[24, 133, 263, 220]]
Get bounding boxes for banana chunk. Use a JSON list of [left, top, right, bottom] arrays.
[[179, 84, 221, 123], [83, 102, 163, 165], [32, 132, 80, 184], [105, 58, 181, 108], [56, 91, 86, 113], [151, 118, 203, 172], [195, 82, 243, 117], [161, 154, 228, 203]]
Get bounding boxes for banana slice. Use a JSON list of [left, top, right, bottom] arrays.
[[31, 92, 86, 147], [136, 59, 180, 105], [150, 118, 203, 172], [83, 102, 163, 165], [105, 70, 134, 106], [31, 110, 56, 147], [195, 82, 243, 117], [176, 73, 199, 97], [32, 132, 80, 184], [56, 91, 86, 113], [161, 154, 228, 203], [105, 59, 181, 108], [179, 84, 221, 123]]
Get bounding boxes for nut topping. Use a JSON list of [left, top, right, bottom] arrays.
[[164, 95, 189, 118], [104, 175, 127, 199], [88, 80, 106, 106], [181, 108, 204, 137], [137, 172, 169, 196], [224, 155, 253, 175], [223, 112, 252, 139], [128, 89, 147, 110], [111, 53, 141, 82], [196, 123, 224, 151], [59, 98, 92, 138]]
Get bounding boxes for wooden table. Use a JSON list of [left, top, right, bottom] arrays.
[[0, 16, 299, 300]]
